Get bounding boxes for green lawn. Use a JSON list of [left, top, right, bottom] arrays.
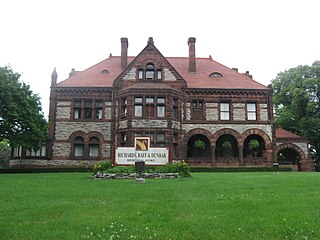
[[0, 172, 319, 240]]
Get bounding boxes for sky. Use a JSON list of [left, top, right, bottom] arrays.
[[1, 0, 319, 119]]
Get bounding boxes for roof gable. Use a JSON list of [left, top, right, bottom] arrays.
[[113, 37, 186, 89]]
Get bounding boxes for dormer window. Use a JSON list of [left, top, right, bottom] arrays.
[[146, 63, 155, 79], [209, 72, 223, 78], [101, 69, 110, 74]]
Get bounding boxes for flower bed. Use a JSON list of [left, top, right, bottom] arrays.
[[92, 171, 178, 180]]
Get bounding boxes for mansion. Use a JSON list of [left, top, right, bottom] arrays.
[[9, 37, 313, 171]]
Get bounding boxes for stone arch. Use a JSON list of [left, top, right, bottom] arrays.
[[87, 131, 105, 142], [182, 128, 214, 146], [212, 128, 241, 147], [241, 128, 272, 148], [276, 143, 306, 161], [69, 131, 86, 142]]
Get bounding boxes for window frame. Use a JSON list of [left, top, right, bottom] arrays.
[[247, 102, 257, 121]]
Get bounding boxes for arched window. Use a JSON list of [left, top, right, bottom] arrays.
[[89, 137, 100, 158], [74, 136, 84, 157], [146, 63, 155, 79]]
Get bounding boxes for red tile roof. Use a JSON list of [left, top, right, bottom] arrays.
[[56, 55, 268, 90], [275, 128, 303, 139]]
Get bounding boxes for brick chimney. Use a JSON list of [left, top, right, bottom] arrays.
[[51, 67, 57, 87], [121, 37, 128, 69], [188, 37, 196, 73]]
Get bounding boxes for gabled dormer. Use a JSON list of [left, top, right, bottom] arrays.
[[113, 37, 187, 90]]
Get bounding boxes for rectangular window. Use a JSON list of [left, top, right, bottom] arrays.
[[157, 97, 165, 103], [157, 105, 165, 117], [156, 133, 165, 141], [157, 70, 162, 80], [220, 103, 230, 120], [74, 108, 81, 119], [135, 105, 143, 117], [146, 97, 154, 103], [138, 69, 143, 79], [84, 108, 92, 119], [95, 109, 103, 119], [191, 99, 205, 120], [247, 103, 257, 120]]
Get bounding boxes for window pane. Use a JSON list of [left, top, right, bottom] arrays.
[[89, 144, 99, 157], [220, 112, 230, 120], [146, 70, 154, 79], [220, 103, 229, 111], [157, 133, 165, 141], [138, 70, 143, 79], [135, 105, 143, 116], [247, 103, 256, 111], [157, 70, 162, 79], [84, 100, 92, 107], [157, 97, 165, 103], [74, 100, 81, 107], [146, 97, 154, 103], [84, 108, 92, 119], [248, 112, 256, 120], [135, 97, 143, 103], [74, 109, 81, 119], [74, 144, 84, 157], [95, 109, 103, 119], [157, 106, 165, 117]]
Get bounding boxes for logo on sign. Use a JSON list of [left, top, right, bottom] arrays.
[[135, 137, 150, 151]]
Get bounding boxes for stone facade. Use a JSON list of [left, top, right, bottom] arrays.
[[11, 37, 312, 171]]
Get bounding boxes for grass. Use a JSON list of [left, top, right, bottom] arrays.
[[0, 172, 319, 240]]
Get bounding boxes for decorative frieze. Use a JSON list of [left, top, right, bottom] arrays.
[[132, 119, 167, 128]]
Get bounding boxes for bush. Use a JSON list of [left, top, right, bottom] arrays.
[[92, 159, 112, 173], [107, 166, 135, 174], [190, 167, 292, 172]]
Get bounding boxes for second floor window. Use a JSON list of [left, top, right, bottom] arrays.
[[134, 96, 166, 118], [247, 103, 257, 120], [191, 99, 204, 120], [220, 102, 230, 120], [73, 99, 103, 120]]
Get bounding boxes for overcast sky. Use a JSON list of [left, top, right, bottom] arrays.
[[1, 0, 319, 118]]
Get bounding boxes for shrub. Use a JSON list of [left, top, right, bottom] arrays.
[[107, 166, 135, 174], [92, 159, 112, 173]]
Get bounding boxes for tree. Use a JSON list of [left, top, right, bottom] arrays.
[[272, 61, 320, 170], [0, 66, 47, 151]]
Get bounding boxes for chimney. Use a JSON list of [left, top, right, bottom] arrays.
[[121, 37, 128, 69], [51, 67, 57, 86], [69, 68, 75, 77], [188, 37, 196, 73], [232, 68, 238, 72], [245, 70, 253, 79]]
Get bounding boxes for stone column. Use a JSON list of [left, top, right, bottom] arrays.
[[239, 145, 244, 166], [211, 146, 216, 167]]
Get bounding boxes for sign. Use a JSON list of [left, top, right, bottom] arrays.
[[115, 137, 169, 165]]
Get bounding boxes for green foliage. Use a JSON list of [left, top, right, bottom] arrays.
[[92, 159, 113, 173], [194, 139, 206, 150], [0, 66, 47, 150], [248, 139, 259, 151], [107, 166, 135, 174], [190, 166, 292, 172], [272, 61, 320, 170], [222, 141, 232, 149]]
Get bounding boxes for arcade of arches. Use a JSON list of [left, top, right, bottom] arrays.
[[181, 128, 312, 171]]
